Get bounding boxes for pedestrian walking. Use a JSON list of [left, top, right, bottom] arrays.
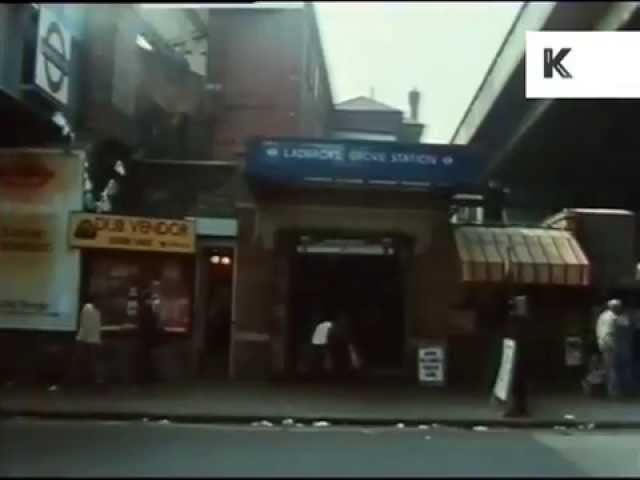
[[504, 294, 531, 418], [136, 281, 161, 385], [310, 313, 333, 379], [614, 301, 634, 397], [597, 299, 620, 398], [329, 312, 352, 380], [486, 299, 509, 394], [65, 301, 102, 389], [632, 307, 640, 396]]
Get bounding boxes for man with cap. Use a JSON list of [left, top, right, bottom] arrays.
[[503, 294, 532, 417], [597, 299, 621, 398]]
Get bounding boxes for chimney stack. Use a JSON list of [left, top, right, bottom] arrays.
[[409, 87, 420, 122]]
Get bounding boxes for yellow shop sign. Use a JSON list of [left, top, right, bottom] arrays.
[[69, 213, 195, 254]]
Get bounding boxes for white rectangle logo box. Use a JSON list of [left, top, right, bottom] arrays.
[[526, 31, 640, 98]]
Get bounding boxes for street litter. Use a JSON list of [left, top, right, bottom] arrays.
[[312, 421, 330, 427], [295, 423, 304, 428], [157, 419, 171, 425], [553, 425, 571, 435], [48, 385, 59, 392], [396, 423, 405, 429], [473, 426, 489, 432], [256, 420, 273, 427], [563, 414, 576, 420], [587, 423, 596, 430], [418, 425, 430, 430], [282, 418, 295, 426]]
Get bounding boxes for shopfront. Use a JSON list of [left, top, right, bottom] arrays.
[[451, 225, 593, 389], [68, 212, 197, 382], [230, 137, 484, 382]]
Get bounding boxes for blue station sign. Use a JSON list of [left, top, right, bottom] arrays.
[[246, 137, 484, 191]]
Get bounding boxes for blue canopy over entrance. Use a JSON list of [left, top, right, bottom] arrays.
[[246, 137, 485, 193]]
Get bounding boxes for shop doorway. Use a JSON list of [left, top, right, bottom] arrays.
[[198, 245, 234, 379], [289, 237, 405, 378]]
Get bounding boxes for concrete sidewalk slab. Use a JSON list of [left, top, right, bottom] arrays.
[[1, 382, 639, 429]]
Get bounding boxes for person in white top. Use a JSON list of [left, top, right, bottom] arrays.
[[310, 315, 333, 378], [596, 299, 621, 398], [66, 302, 102, 388], [312, 320, 332, 346]]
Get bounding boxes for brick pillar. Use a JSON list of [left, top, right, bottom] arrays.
[[414, 216, 457, 340], [270, 230, 295, 378], [230, 207, 275, 379]]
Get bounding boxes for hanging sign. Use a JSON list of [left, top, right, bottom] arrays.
[[493, 338, 517, 402], [417, 343, 446, 386], [35, 6, 73, 105]]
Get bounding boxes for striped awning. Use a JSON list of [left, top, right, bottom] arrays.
[[454, 226, 591, 286]]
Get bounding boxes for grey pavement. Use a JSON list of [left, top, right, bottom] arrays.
[[2, 381, 640, 427], [2, 418, 640, 477]]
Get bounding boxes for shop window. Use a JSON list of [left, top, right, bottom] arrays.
[[85, 251, 193, 334]]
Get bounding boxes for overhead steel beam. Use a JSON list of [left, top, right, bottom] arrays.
[[183, 9, 208, 40], [450, 2, 553, 145], [486, 1, 640, 181]]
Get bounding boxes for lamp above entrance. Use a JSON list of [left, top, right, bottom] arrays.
[[210, 255, 232, 265]]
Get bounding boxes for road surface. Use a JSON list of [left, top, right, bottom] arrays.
[[1, 418, 639, 477]]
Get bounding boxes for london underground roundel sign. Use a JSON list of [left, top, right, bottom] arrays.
[[35, 7, 72, 106]]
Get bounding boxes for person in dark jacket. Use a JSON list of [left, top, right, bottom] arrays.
[[329, 312, 352, 380], [486, 296, 509, 393], [136, 282, 161, 385], [504, 294, 531, 418], [633, 307, 640, 396], [614, 298, 635, 397]]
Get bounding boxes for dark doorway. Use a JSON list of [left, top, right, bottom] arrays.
[[200, 247, 234, 379], [290, 248, 405, 376]]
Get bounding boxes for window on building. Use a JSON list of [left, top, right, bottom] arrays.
[[452, 206, 484, 225], [331, 131, 397, 142]]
